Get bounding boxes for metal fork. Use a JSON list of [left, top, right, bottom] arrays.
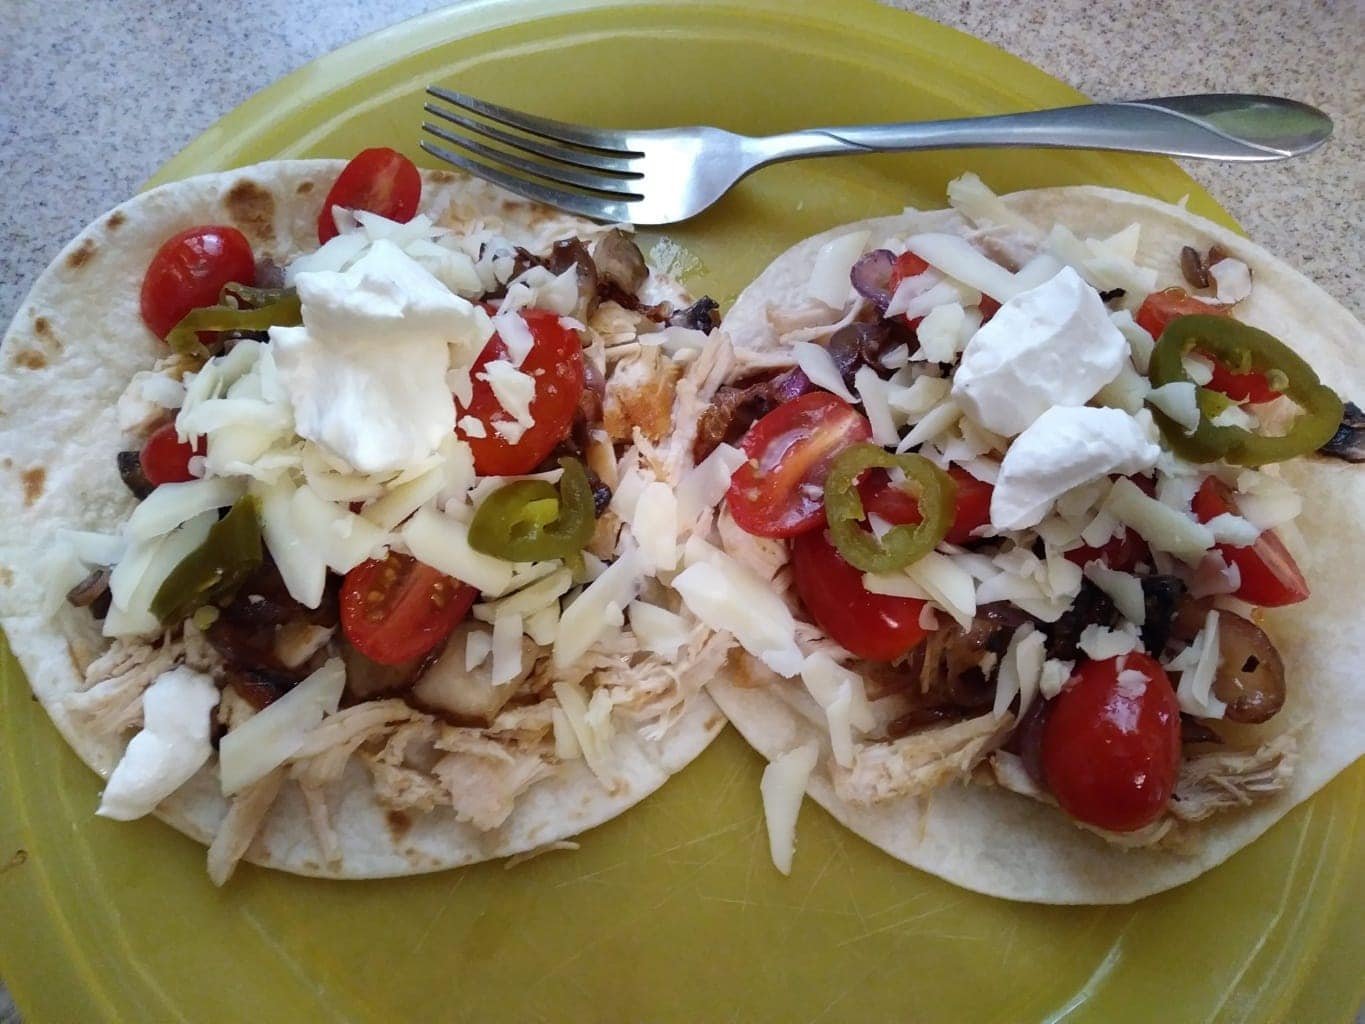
[[420, 89, 1331, 226]]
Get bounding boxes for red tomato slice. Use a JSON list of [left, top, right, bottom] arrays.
[[790, 527, 929, 661], [1064, 528, 1148, 572], [138, 422, 205, 485], [1134, 287, 1226, 339], [318, 148, 422, 243], [140, 226, 256, 340], [1041, 653, 1181, 832], [859, 464, 994, 546], [1135, 288, 1280, 403], [726, 392, 872, 538], [889, 251, 929, 290], [888, 251, 930, 328], [1204, 358, 1282, 404], [458, 309, 585, 476], [1192, 478, 1308, 606], [340, 552, 476, 666]]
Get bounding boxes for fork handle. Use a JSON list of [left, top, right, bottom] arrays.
[[754, 95, 1332, 164]]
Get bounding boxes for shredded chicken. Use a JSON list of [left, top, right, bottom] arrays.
[[484, 702, 556, 745], [603, 346, 680, 443], [589, 300, 657, 347], [659, 331, 736, 478], [763, 303, 836, 335], [1168, 732, 1297, 822], [289, 700, 425, 790], [365, 760, 447, 814], [299, 782, 340, 866], [774, 297, 866, 346], [530, 629, 639, 691], [206, 767, 285, 886], [429, 731, 555, 831], [604, 627, 735, 741], [216, 687, 256, 731], [833, 713, 1015, 805], [65, 638, 180, 735]]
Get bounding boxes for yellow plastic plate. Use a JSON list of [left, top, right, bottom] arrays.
[[2, 1, 1361, 1020]]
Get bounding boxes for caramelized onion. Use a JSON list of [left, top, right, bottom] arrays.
[[1213, 612, 1285, 724]]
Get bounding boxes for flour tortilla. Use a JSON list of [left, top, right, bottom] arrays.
[[709, 186, 1365, 904], [0, 159, 724, 878]]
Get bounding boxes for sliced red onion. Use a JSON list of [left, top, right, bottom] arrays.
[[769, 366, 812, 403], [849, 249, 896, 312]]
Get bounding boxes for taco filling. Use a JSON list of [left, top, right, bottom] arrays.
[[29, 152, 734, 882], [671, 174, 1359, 872]]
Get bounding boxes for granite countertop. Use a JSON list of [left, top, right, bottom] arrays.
[[0, 1, 1360, 1020], [2, 0, 1360, 329]]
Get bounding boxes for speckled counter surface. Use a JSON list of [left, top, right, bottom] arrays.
[[0, 1, 1360, 1019], [2, 0, 1360, 329]]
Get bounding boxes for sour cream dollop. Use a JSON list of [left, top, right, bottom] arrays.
[[952, 266, 1128, 437], [991, 406, 1160, 530], [271, 240, 487, 475]]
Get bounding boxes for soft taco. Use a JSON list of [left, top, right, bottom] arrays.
[[670, 174, 1365, 903], [0, 152, 734, 883]]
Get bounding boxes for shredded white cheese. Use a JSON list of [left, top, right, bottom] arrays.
[[793, 341, 857, 403], [218, 658, 346, 795], [1172, 610, 1227, 719], [760, 743, 819, 876]]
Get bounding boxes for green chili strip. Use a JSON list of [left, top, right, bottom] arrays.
[[1146, 314, 1343, 466], [468, 458, 597, 562], [823, 444, 955, 573], [151, 496, 263, 624], [165, 289, 302, 358], [220, 282, 295, 309]]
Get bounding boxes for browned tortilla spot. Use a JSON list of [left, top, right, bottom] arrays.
[[296, 180, 314, 195], [21, 467, 45, 506], [33, 316, 51, 337], [428, 170, 457, 184], [107, 210, 127, 229], [11, 350, 47, 370], [225, 179, 276, 244], [66, 238, 97, 269], [386, 809, 413, 839], [0, 567, 13, 587]]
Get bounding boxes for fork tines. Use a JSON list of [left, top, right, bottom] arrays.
[[421, 86, 642, 220]]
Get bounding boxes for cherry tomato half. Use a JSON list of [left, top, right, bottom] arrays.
[[458, 309, 585, 476], [140, 226, 255, 340], [790, 527, 930, 661], [318, 148, 422, 243], [1135, 288, 1280, 403], [139, 422, 205, 486], [340, 552, 476, 666], [860, 463, 994, 546], [726, 392, 873, 538], [1041, 653, 1181, 832], [1192, 478, 1308, 606]]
